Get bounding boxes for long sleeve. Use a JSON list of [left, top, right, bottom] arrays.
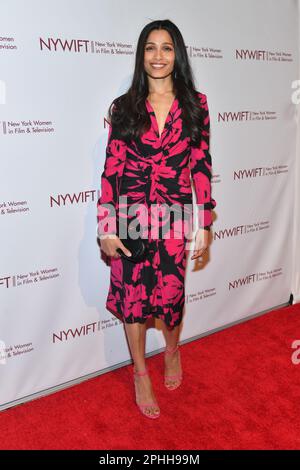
[[97, 120, 127, 238], [189, 93, 217, 230]]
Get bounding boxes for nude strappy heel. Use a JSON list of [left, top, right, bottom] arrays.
[[164, 344, 183, 390], [133, 367, 160, 419]]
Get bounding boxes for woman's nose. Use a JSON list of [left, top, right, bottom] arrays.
[[154, 49, 162, 59]]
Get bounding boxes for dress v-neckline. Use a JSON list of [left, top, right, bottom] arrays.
[[146, 95, 177, 139]]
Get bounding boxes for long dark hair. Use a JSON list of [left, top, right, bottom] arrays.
[[107, 19, 206, 146]]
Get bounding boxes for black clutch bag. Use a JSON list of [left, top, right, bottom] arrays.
[[116, 236, 148, 263]]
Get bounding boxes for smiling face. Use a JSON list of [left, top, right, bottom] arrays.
[[144, 29, 175, 80]]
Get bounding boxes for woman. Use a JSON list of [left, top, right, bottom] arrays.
[[97, 19, 216, 419]]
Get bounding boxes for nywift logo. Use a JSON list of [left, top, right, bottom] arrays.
[[229, 268, 283, 290], [39, 37, 133, 55], [233, 165, 288, 180], [214, 221, 270, 240], [218, 110, 277, 122], [40, 37, 90, 53], [50, 190, 96, 207], [53, 321, 101, 343], [236, 49, 293, 62]]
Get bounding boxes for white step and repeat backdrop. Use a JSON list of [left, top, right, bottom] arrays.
[[0, 0, 299, 410]]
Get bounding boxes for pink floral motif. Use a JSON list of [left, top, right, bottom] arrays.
[[163, 238, 185, 265], [163, 274, 184, 305], [99, 177, 114, 205]]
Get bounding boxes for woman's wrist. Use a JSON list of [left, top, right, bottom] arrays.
[[98, 233, 118, 240]]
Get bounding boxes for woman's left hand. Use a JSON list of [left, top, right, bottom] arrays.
[[190, 228, 210, 260]]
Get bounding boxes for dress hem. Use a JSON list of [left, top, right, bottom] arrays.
[[105, 303, 182, 330]]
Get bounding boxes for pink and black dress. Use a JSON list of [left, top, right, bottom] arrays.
[[97, 91, 216, 329]]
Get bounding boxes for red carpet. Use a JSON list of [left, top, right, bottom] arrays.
[[1, 303, 300, 450]]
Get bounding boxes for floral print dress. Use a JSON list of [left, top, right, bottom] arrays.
[[97, 91, 216, 329]]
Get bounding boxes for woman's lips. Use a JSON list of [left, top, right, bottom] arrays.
[[151, 64, 166, 69]]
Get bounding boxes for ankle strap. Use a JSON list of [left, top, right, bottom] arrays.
[[133, 367, 148, 376], [165, 344, 179, 355]]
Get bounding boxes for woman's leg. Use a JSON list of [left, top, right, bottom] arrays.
[[160, 323, 182, 388], [124, 322, 147, 371], [124, 321, 159, 416], [161, 323, 180, 350]]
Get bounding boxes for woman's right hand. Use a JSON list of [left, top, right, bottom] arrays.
[[99, 234, 132, 259]]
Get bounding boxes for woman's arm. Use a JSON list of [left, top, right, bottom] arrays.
[[189, 93, 217, 231], [97, 114, 127, 238]]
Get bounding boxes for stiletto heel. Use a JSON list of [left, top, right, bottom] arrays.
[[133, 367, 160, 419], [164, 344, 182, 390]]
